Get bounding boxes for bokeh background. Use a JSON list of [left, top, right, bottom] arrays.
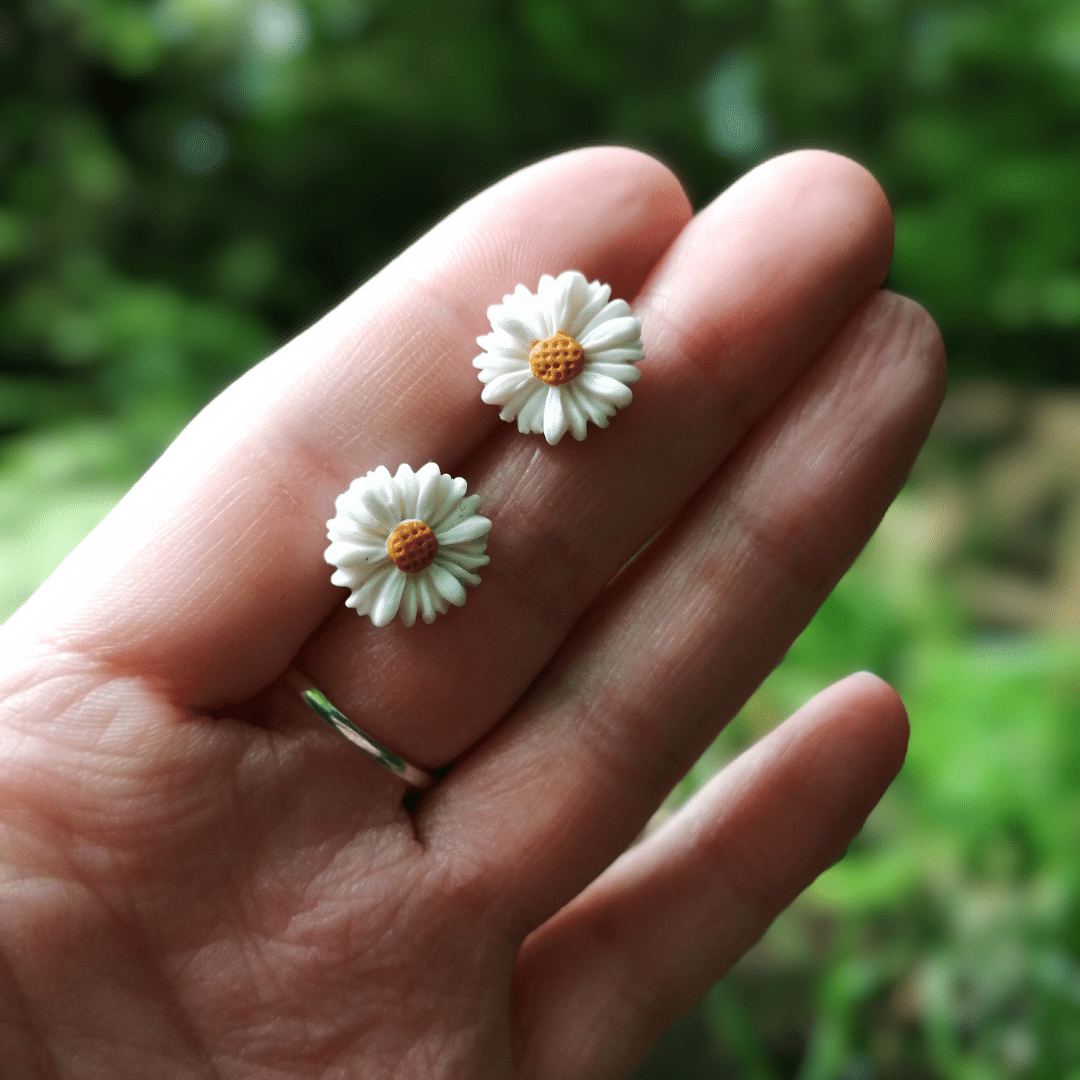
[[1, 0, 1078, 1076]]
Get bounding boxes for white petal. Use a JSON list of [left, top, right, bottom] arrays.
[[581, 361, 642, 385], [565, 280, 612, 339], [399, 576, 418, 627], [344, 565, 395, 614], [561, 385, 589, 441], [499, 380, 544, 424], [517, 387, 547, 433], [534, 274, 557, 336], [434, 494, 482, 536], [486, 312, 535, 343], [421, 473, 455, 530], [437, 546, 491, 572], [414, 463, 445, 524], [435, 515, 492, 545], [429, 475, 469, 530], [327, 514, 383, 543], [324, 540, 388, 568], [584, 345, 645, 365], [433, 555, 482, 587], [326, 520, 363, 544], [475, 329, 529, 359], [577, 370, 635, 408], [570, 380, 613, 429], [474, 356, 530, 380], [369, 465, 398, 518], [579, 314, 642, 352], [543, 385, 570, 445], [570, 386, 596, 440], [450, 536, 488, 555], [511, 283, 550, 337], [416, 573, 439, 623], [370, 569, 407, 627], [489, 298, 544, 343], [429, 563, 467, 607], [480, 368, 535, 405], [457, 493, 481, 519], [394, 463, 420, 518], [331, 566, 367, 589], [356, 485, 397, 532], [580, 297, 631, 336], [548, 271, 590, 336], [332, 489, 356, 519]]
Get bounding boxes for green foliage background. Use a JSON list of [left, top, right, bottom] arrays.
[[1, 1, 1079, 1077]]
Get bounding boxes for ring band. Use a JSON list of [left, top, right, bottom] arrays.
[[286, 669, 435, 790]]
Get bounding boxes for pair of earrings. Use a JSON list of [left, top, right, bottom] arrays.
[[324, 270, 645, 627]]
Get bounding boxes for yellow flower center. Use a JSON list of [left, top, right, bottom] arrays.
[[386, 520, 438, 573], [529, 331, 585, 386]]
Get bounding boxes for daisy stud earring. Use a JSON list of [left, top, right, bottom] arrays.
[[324, 463, 491, 627], [473, 270, 644, 445]]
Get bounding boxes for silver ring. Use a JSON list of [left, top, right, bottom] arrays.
[[286, 668, 435, 790]]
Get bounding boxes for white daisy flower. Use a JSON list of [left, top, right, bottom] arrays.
[[325, 462, 491, 627], [473, 270, 645, 445]]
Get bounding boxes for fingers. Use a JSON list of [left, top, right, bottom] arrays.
[[4, 148, 691, 707], [429, 289, 945, 918], [292, 151, 894, 768], [512, 673, 909, 1080]]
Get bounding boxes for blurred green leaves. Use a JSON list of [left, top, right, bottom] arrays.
[[702, 50, 770, 161]]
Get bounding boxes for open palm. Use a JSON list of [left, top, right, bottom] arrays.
[[0, 147, 943, 1079]]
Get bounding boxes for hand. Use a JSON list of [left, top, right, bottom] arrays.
[[0, 147, 943, 1079]]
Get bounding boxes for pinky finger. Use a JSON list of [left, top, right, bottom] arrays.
[[512, 672, 909, 1080]]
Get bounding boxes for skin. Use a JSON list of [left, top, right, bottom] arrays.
[[0, 147, 945, 1079]]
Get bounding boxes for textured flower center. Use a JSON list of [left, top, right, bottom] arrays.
[[386, 520, 438, 573], [529, 331, 585, 386]]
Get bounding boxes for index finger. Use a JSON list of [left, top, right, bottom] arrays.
[[5, 148, 692, 706]]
